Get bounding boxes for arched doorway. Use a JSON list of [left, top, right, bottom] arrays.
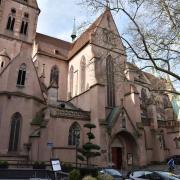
[[110, 130, 138, 169]]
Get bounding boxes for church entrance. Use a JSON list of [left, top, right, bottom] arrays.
[[110, 130, 139, 169], [112, 147, 122, 169]]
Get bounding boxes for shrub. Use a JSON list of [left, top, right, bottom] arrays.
[[77, 123, 101, 166], [97, 173, 113, 180], [61, 162, 73, 172], [33, 161, 46, 169], [82, 175, 97, 180], [0, 161, 8, 169], [69, 169, 80, 180], [79, 167, 98, 178]]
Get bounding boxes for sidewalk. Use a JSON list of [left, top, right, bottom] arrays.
[[145, 164, 180, 175], [121, 164, 180, 176]]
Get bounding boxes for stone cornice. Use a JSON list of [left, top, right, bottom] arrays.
[[0, 91, 45, 104], [0, 34, 32, 45]]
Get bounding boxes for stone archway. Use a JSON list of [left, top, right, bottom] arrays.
[[110, 130, 139, 170]]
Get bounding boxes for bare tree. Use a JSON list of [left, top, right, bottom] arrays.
[[78, 0, 180, 91]]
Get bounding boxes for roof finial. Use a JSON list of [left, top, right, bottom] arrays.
[[106, 0, 110, 8], [71, 18, 77, 42]]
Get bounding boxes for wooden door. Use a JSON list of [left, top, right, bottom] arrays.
[[112, 147, 122, 169]]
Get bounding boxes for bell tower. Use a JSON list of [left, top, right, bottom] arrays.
[[0, 0, 40, 44]]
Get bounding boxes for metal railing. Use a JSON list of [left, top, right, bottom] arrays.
[[0, 169, 68, 180]]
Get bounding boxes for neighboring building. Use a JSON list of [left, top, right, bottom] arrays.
[[0, 0, 179, 170]]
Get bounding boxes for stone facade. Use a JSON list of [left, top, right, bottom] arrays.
[[0, 0, 179, 170]]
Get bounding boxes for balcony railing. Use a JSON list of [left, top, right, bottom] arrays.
[[166, 120, 180, 128], [158, 120, 180, 128]]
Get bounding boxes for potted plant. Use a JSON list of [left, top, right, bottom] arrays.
[[33, 161, 46, 169], [0, 160, 9, 169]]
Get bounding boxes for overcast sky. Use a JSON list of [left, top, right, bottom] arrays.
[[36, 0, 124, 42]]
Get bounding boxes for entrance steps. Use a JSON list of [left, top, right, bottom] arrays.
[[0, 154, 29, 168]]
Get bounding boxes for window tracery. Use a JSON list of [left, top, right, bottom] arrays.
[[106, 55, 115, 107], [80, 56, 86, 92], [17, 63, 26, 86], [68, 122, 80, 146], [8, 112, 22, 152]]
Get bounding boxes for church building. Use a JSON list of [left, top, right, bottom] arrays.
[[0, 0, 179, 169]]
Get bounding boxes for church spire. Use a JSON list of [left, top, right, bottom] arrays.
[[71, 18, 77, 42], [105, 0, 110, 9]]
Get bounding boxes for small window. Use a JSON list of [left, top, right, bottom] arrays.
[[6, 16, 15, 31], [20, 21, 28, 35], [17, 63, 26, 86], [1, 61, 4, 68], [54, 50, 59, 55], [11, 8, 16, 14], [24, 13, 29, 18], [6, 9, 16, 31]]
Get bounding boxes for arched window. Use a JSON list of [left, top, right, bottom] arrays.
[[6, 16, 15, 31], [50, 65, 59, 86], [69, 66, 74, 97], [20, 13, 29, 35], [106, 55, 115, 107], [17, 63, 26, 86], [141, 88, 148, 122], [6, 9, 16, 31], [80, 56, 86, 92], [8, 112, 22, 152], [68, 122, 80, 146]]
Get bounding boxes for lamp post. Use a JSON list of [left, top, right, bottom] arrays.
[[74, 129, 80, 169]]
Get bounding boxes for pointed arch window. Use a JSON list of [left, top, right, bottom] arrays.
[[17, 63, 26, 86], [50, 65, 59, 86], [80, 56, 86, 92], [68, 122, 80, 146], [69, 66, 74, 98], [20, 21, 28, 35], [8, 112, 22, 152], [106, 55, 115, 107], [6, 9, 16, 31], [20, 13, 29, 35], [6, 16, 15, 31], [141, 88, 148, 123]]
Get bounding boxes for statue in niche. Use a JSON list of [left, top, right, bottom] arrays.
[[50, 65, 59, 87]]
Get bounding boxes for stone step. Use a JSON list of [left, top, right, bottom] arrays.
[[0, 154, 29, 168]]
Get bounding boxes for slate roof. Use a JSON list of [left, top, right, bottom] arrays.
[[35, 33, 72, 60], [35, 9, 109, 60]]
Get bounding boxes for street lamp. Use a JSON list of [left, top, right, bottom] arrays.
[[74, 129, 80, 169]]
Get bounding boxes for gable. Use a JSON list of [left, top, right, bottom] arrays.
[[92, 9, 125, 54], [0, 47, 45, 102]]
